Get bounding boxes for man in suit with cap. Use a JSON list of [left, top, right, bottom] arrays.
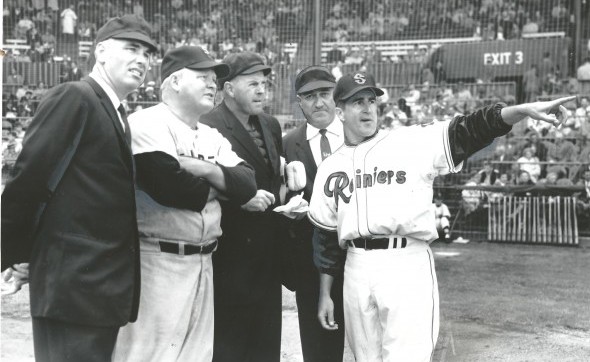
[[1, 14, 157, 362], [201, 51, 284, 362], [282, 65, 345, 362], [112, 46, 257, 362]]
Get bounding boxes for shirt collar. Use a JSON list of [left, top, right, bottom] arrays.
[[89, 72, 121, 111], [306, 116, 342, 141]]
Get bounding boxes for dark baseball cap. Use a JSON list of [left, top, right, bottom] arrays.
[[95, 14, 157, 52], [220, 51, 271, 84], [333, 72, 384, 102], [161, 46, 230, 82], [295, 66, 336, 94]]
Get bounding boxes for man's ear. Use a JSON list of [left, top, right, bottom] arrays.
[[94, 42, 107, 64], [224, 81, 234, 98], [335, 107, 345, 122], [170, 73, 182, 92]]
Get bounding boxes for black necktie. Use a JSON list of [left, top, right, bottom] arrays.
[[117, 104, 131, 147], [319, 129, 331, 160]]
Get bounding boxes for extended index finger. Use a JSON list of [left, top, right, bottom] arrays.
[[549, 95, 577, 108]]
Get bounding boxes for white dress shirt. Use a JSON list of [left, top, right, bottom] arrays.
[[306, 117, 344, 166]]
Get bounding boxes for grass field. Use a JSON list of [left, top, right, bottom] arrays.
[[2, 240, 589, 361]]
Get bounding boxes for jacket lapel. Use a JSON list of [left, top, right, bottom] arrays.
[[219, 102, 269, 172], [294, 123, 318, 180], [258, 116, 280, 176], [84, 78, 133, 166], [293, 124, 317, 199]]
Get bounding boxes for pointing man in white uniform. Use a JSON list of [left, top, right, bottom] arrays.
[[309, 71, 575, 362]]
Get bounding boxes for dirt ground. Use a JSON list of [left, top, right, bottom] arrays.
[[2, 240, 589, 361]]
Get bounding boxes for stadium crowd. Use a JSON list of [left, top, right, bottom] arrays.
[[3, 0, 575, 65]]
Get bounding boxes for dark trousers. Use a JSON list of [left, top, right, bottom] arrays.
[[213, 287, 282, 362], [32, 317, 119, 362], [296, 275, 345, 362]]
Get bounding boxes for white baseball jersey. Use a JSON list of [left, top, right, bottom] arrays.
[[130, 103, 244, 244], [308, 121, 462, 246]]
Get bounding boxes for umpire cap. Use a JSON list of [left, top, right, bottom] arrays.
[[333, 72, 384, 102], [161, 46, 230, 82], [220, 51, 271, 85], [295, 66, 336, 94], [95, 14, 157, 52]]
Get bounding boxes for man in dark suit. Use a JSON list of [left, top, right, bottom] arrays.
[[282, 66, 346, 362], [201, 51, 284, 362], [1, 15, 157, 362]]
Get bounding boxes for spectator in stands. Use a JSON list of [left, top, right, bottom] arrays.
[[2, 120, 13, 140], [326, 45, 343, 65], [421, 67, 435, 85], [521, 17, 539, 35], [331, 61, 343, 81], [517, 147, 541, 182], [397, 98, 412, 119], [474, 159, 500, 185], [430, 92, 445, 118], [461, 181, 483, 216], [570, 147, 590, 184], [6, 66, 24, 85], [523, 64, 541, 102], [494, 173, 510, 187], [344, 47, 364, 65], [15, 14, 35, 40], [577, 57, 590, 81], [60, 4, 77, 41], [433, 60, 446, 84], [364, 43, 382, 65], [142, 82, 159, 103], [523, 131, 548, 161], [514, 170, 535, 186], [376, 82, 389, 116], [546, 131, 576, 163], [456, 83, 475, 113], [537, 171, 559, 186], [432, 194, 451, 242], [575, 170, 590, 221], [66, 61, 84, 82], [404, 84, 421, 107], [32, 82, 48, 100], [41, 29, 56, 56]]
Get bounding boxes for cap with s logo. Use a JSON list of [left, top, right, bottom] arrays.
[[333, 71, 384, 102]]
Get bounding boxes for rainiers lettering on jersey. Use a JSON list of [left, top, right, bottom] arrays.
[[308, 120, 463, 245], [323, 168, 407, 207]]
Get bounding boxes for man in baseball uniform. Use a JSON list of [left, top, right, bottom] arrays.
[[112, 46, 257, 362], [308, 71, 574, 362], [283, 66, 345, 362]]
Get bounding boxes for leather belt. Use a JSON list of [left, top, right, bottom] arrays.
[[347, 237, 407, 250], [159, 240, 217, 255]]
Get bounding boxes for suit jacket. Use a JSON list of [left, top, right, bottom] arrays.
[[1, 77, 140, 327], [282, 122, 322, 291], [201, 101, 284, 304]]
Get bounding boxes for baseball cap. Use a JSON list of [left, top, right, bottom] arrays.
[[220, 51, 271, 84], [161, 46, 230, 82], [333, 72, 384, 102], [295, 66, 336, 94], [95, 14, 157, 52]]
